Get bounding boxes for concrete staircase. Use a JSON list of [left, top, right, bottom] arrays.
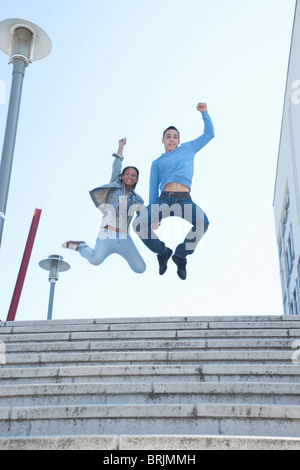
[[0, 315, 300, 450]]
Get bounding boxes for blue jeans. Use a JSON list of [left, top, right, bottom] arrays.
[[78, 228, 146, 274], [133, 194, 209, 258]]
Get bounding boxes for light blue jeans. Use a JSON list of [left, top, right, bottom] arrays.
[[77, 228, 146, 274]]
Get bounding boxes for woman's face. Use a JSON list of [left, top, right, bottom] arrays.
[[121, 168, 138, 188]]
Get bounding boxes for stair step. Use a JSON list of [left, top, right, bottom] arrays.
[[0, 435, 117, 450], [0, 315, 300, 446], [0, 381, 299, 407], [1, 316, 300, 334], [0, 403, 300, 438], [2, 338, 297, 353], [1, 350, 296, 369], [0, 434, 300, 450], [1, 363, 300, 384], [1, 329, 299, 343], [120, 434, 300, 451]]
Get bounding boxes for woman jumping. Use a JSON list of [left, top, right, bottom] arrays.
[[62, 138, 146, 273]]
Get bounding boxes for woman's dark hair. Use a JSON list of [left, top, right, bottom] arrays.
[[121, 166, 139, 188]]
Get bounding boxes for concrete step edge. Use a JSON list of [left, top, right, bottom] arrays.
[[1, 403, 300, 421], [1, 434, 300, 450], [3, 351, 297, 366], [3, 339, 299, 353], [0, 315, 293, 326], [0, 381, 299, 398], [119, 434, 300, 450], [1, 330, 299, 343], [1, 363, 300, 379], [1, 318, 300, 335], [0, 434, 118, 450]]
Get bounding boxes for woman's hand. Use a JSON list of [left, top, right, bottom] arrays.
[[119, 137, 127, 147], [117, 137, 127, 156]]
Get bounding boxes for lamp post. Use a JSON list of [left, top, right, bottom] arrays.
[[0, 19, 52, 249], [39, 255, 70, 320]]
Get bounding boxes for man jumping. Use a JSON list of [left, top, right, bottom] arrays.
[[133, 102, 214, 280]]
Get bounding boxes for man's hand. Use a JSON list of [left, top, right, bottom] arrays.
[[196, 103, 207, 112], [117, 137, 126, 156]]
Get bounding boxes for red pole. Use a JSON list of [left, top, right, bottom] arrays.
[[6, 208, 42, 321]]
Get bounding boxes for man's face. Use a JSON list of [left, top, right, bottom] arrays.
[[162, 129, 180, 153]]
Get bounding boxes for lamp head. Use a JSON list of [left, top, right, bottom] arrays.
[[0, 18, 52, 66], [39, 255, 70, 283]]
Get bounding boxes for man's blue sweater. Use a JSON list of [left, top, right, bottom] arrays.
[[149, 111, 215, 204]]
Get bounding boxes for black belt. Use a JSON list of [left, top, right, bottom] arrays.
[[161, 191, 191, 199]]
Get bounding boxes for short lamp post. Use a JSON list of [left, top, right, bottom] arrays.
[[0, 18, 52, 249], [39, 255, 70, 321]]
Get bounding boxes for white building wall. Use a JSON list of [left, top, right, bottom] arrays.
[[274, 0, 300, 315]]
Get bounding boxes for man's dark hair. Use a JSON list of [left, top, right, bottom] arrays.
[[163, 126, 180, 139]]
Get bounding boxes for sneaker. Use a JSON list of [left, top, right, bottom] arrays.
[[172, 255, 187, 280], [157, 248, 173, 275], [62, 241, 85, 251]]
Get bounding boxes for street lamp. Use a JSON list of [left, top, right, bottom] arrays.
[[0, 19, 52, 248], [39, 255, 70, 320]]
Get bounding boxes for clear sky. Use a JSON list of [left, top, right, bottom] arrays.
[[0, 0, 297, 321]]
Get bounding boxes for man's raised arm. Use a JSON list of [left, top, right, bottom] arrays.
[[190, 102, 215, 153]]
